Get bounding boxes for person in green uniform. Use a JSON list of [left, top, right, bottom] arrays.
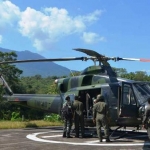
[[62, 95, 73, 138], [142, 97, 150, 140], [73, 95, 84, 138], [93, 94, 110, 142]]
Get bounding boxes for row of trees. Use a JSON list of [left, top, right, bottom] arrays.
[[114, 68, 150, 81], [0, 51, 150, 121]]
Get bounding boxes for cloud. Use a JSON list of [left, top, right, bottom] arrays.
[[82, 32, 106, 44], [18, 7, 104, 51], [0, 0, 20, 28], [0, 1, 105, 51]]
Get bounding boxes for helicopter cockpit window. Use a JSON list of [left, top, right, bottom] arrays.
[[82, 75, 93, 86], [133, 83, 150, 104]]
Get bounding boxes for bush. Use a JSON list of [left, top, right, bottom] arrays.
[[44, 113, 61, 122], [11, 112, 22, 121]]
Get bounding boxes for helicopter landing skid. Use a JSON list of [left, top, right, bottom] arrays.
[[109, 126, 128, 140], [109, 126, 143, 140]]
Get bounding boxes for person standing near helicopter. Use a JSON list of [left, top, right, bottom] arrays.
[[93, 94, 110, 142], [142, 97, 150, 140], [73, 95, 84, 138], [62, 95, 73, 138]]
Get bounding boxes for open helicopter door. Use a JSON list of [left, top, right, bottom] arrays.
[[117, 82, 140, 126]]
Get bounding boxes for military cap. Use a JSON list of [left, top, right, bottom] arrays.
[[96, 94, 104, 101], [65, 95, 70, 100]]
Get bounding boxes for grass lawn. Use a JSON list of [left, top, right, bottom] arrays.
[[0, 120, 63, 129]]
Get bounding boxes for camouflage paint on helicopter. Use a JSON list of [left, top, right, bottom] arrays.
[[3, 93, 62, 114]]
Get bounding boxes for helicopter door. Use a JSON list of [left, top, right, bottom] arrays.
[[119, 82, 138, 118]]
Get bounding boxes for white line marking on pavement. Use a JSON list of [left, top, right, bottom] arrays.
[[42, 135, 62, 138], [26, 131, 150, 147]]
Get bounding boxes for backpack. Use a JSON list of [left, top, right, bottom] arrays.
[[61, 104, 73, 119]]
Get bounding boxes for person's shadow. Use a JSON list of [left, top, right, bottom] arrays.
[[142, 138, 150, 150], [142, 126, 150, 149]]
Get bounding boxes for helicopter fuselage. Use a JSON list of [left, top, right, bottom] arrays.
[[56, 74, 150, 128]]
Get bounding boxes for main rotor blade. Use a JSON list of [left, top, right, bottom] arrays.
[[116, 58, 150, 62], [0, 57, 87, 64], [73, 48, 105, 57], [140, 58, 150, 62]]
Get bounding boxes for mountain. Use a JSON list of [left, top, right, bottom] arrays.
[[0, 47, 71, 77]]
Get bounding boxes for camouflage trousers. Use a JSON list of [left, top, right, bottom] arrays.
[[63, 119, 72, 137]]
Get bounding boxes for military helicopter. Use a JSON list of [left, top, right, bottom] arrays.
[[0, 48, 150, 134]]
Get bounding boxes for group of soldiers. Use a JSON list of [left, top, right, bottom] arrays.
[[62, 94, 110, 142], [62, 93, 150, 142]]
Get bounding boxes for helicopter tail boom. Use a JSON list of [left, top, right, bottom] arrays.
[[3, 94, 63, 114]]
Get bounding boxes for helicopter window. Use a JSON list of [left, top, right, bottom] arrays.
[[92, 76, 108, 84], [141, 84, 150, 94], [70, 77, 80, 88], [122, 85, 136, 105], [134, 84, 147, 95], [134, 83, 150, 95], [60, 84, 65, 92], [132, 83, 150, 104], [129, 91, 136, 105], [82, 75, 93, 86], [123, 93, 130, 105], [119, 82, 139, 118]]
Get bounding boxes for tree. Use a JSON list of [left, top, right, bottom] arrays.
[[113, 68, 127, 77], [0, 51, 23, 120], [0, 51, 23, 92], [69, 71, 81, 77], [48, 82, 58, 94], [133, 71, 148, 81]]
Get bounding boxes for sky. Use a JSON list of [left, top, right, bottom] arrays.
[[0, 0, 150, 74]]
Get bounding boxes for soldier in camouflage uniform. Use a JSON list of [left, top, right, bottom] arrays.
[[73, 95, 84, 138], [62, 95, 73, 138], [93, 94, 110, 142]]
